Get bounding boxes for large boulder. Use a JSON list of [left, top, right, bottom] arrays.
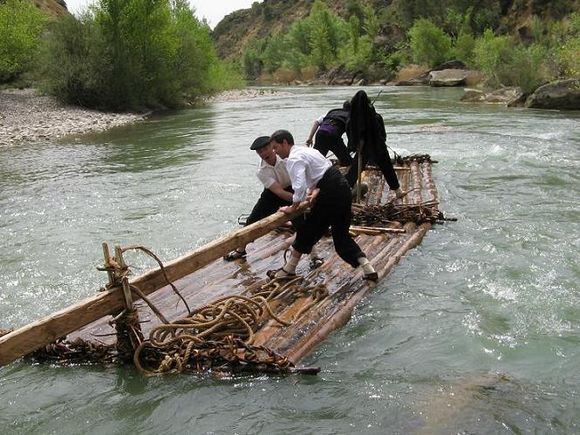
[[461, 87, 526, 106], [395, 61, 479, 87], [429, 69, 468, 87], [395, 74, 430, 86], [525, 79, 580, 110], [429, 69, 483, 87]]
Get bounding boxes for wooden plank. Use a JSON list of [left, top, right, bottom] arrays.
[[0, 205, 308, 366]]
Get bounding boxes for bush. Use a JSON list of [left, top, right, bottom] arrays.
[[396, 64, 428, 81], [0, 0, 46, 82], [472, 29, 513, 87], [40, 0, 238, 110], [452, 31, 476, 65], [272, 67, 298, 84], [40, 13, 105, 107], [555, 12, 580, 77], [409, 18, 452, 67], [499, 44, 549, 93]]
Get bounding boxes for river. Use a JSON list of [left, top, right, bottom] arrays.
[[1, 86, 579, 434]]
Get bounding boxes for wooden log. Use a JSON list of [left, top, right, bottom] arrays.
[[0, 204, 309, 367], [350, 225, 406, 234]]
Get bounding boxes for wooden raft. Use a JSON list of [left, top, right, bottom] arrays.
[[0, 157, 440, 369]]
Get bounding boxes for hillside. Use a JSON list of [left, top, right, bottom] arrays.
[[212, 0, 579, 59], [33, 0, 68, 17]]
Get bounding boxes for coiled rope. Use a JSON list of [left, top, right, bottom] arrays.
[[133, 272, 328, 375]]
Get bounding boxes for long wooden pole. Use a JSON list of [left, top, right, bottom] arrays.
[[0, 205, 308, 366]]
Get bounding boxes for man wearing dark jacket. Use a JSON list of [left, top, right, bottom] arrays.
[[306, 101, 352, 167]]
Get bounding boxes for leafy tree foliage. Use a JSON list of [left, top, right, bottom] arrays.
[[409, 18, 452, 66], [40, 0, 241, 110], [472, 29, 513, 85], [0, 0, 45, 82], [557, 12, 580, 77]]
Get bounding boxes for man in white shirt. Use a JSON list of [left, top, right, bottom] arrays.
[[224, 136, 321, 264], [224, 136, 294, 260], [268, 129, 378, 281]]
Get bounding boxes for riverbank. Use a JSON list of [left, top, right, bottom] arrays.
[[0, 88, 295, 146], [0, 88, 145, 146], [203, 87, 292, 103]]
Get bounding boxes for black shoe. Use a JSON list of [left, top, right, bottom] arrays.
[[363, 271, 378, 282], [309, 256, 324, 269], [223, 249, 247, 261]]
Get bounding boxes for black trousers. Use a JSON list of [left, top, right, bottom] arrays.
[[246, 187, 293, 225], [292, 166, 365, 268], [346, 143, 400, 190], [314, 130, 352, 166]]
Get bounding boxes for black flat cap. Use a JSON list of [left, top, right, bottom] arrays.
[[250, 136, 271, 150]]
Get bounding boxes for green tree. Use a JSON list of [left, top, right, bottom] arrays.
[[452, 31, 476, 65], [0, 0, 46, 82], [242, 45, 261, 80], [501, 43, 549, 92], [556, 12, 580, 77], [409, 18, 452, 66], [307, 0, 345, 70], [41, 0, 237, 110], [40, 13, 105, 106], [261, 33, 288, 73], [472, 28, 513, 86]]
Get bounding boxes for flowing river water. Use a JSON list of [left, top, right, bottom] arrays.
[[0, 86, 579, 434]]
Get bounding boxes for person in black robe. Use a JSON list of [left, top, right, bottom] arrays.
[[345, 90, 402, 198]]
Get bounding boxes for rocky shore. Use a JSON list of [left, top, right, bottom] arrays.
[[203, 88, 293, 103], [0, 88, 298, 146], [0, 88, 145, 146]]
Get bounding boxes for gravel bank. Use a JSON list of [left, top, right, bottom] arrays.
[[203, 88, 293, 103], [0, 88, 144, 146], [0, 88, 291, 146]]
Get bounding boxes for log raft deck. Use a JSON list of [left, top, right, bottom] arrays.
[[0, 156, 442, 372]]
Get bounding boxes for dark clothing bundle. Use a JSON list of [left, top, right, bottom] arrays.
[[314, 108, 352, 166], [345, 90, 400, 190], [292, 166, 364, 268]]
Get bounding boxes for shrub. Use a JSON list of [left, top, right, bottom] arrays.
[[555, 12, 580, 77], [242, 44, 263, 80], [396, 64, 428, 81], [272, 67, 298, 84], [472, 29, 513, 87], [408, 18, 452, 67], [499, 44, 549, 93], [452, 31, 476, 66], [40, 13, 106, 107], [300, 65, 319, 82], [40, 0, 237, 110], [0, 0, 46, 82]]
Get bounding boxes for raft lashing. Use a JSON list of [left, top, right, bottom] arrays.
[[0, 155, 453, 375]]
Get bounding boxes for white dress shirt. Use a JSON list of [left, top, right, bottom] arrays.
[[256, 155, 291, 189], [285, 145, 331, 203]]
